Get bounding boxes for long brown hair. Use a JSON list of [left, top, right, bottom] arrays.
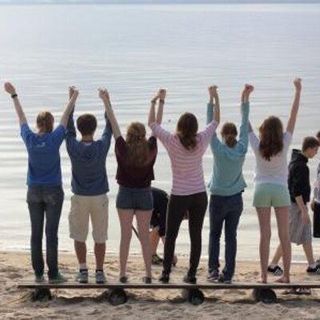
[[126, 122, 150, 167], [259, 116, 284, 161], [221, 122, 237, 148], [176, 113, 198, 150], [36, 111, 54, 133]]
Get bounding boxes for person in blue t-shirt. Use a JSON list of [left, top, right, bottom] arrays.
[[4, 82, 78, 284], [66, 86, 112, 284]]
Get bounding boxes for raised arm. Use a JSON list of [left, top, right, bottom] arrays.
[[208, 85, 220, 124], [4, 82, 27, 125], [66, 86, 77, 138], [148, 89, 166, 126], [98, 88, 121, 139], [60, 88, 79, 128], [286, 78, 302, 134]]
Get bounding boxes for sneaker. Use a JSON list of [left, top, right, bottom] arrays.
[[95, 270, 106, 284], [218, 274, 232, 284], [207, 269, 219, 282], [49, 272, 68, 284], [267, 265, 284, 276], [119, 276, 128, 283], [35, 275, 45, 283], [143, 276, 152, 284], [159, 272, 170, 283], [76, 269, 88, 284], [183, 274, 197, 284], [152, 254, 163, 265]]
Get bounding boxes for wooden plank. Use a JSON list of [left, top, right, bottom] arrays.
[[17, 281, 320, 290]]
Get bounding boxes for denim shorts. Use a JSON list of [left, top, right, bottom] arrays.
[[116, 186, 153, 211]]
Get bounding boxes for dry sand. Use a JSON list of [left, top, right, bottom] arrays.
[[1, 251, 320, 320]]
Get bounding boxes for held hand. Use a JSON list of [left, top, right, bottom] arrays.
[[69, 86, 77, 99], [158, 88, 166, 101], [70, 87, 79, 100], [98, 88, 110, 101], [4, 82, 16, 95], [294, 78, 302, 92], [208, 85, 218, 98]]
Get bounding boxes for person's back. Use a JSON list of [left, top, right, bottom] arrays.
[[66, 112, 112, 195], [22, 123, 65, 186]]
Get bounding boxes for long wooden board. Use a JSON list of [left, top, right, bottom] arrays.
[[17, 281, 320, 290]]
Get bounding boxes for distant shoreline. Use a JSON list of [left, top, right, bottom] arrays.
[[0, 1, 320, 5]]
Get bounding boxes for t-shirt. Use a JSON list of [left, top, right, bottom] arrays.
[[115, 136, 157, 188], [20, 123, 65, 186], [150, 120, 217, 196], [66, 111, 112, 196], [249, 131, 292, 186]]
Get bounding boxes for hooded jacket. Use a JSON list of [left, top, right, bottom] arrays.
[[288, 149, 310, 204]]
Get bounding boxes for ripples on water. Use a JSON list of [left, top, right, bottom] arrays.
[[0, 3, 320, 260]]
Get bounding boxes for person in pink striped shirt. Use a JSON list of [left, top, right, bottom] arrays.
[[149, 87, 220, 283]]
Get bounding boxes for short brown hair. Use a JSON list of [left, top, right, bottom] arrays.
[[176, 113, 198, 150], [77, 114, 97, 136], [221, 122, 237, 148], [302, 136, 320, 152], [37, 111, 54, 133]]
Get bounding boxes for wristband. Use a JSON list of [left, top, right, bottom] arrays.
[[11, 93, 18, 99], [151, 99, 157, 104], [159, 99, 165, 104]]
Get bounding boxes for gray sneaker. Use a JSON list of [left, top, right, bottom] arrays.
[[207, 269, 219, 282], [95, 270, 106, 284], [49, 272, 68, 284], [76, 269, 88, 284]]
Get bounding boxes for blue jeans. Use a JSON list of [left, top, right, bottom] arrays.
[[208, 193, 243, 280], [27, 186, 64, 279]]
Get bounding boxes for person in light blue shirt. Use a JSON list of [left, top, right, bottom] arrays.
[[207, 84, 253, 284], [4, 81, 78, 284], [65, 86, 112, 284]]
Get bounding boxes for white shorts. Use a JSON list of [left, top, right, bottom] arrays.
[[69, 194, 109, 243]]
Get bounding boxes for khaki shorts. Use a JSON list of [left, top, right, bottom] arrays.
[[69, 194, 109, 243]]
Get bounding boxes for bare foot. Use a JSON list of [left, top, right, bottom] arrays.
[[275, 276, 290, 283]]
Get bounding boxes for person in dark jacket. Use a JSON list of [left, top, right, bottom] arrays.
[[268, 136, 320, 276]]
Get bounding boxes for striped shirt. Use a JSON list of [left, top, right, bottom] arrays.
[[151, 120, 218, 196]]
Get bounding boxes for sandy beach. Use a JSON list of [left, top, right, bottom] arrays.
[[1, 251, 320, 320]]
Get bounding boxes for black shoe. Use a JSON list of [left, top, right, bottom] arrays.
[[143, 276, 152, 284], [183, 274, 197, 284], [119, 276, 128, 283], [159, 272, 170, 283], [306, 265, 320, 274], [267, 265, 284, 276]]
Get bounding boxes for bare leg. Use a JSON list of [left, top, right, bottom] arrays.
[[256, 207, 272, 283], [302, 241, 315, 265], [136, 210, 152, 278], [94, 242, 106, 270], [270, 244, 283, 266], [150, 228, 160, 256], [275, 206, 291, 283], [74, 240, 87, 265], [118, 209, 135, 278]]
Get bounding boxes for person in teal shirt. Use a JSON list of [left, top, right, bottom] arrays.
[[207, 84, 253, 283]]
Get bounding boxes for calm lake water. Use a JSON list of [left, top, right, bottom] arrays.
[[0, 3, 320, 262]]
